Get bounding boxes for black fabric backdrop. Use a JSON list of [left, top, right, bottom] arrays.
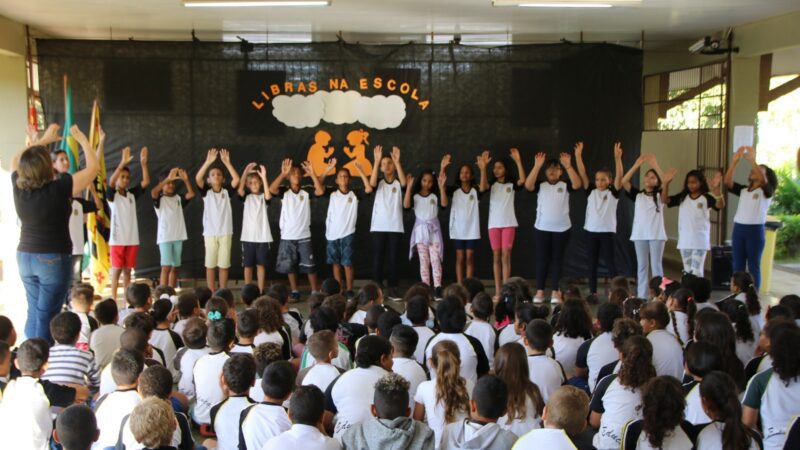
[[37, 39, 643, 285]]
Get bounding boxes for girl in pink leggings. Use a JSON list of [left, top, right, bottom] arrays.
[[477, 149, 527, 298], [405, 169, 448, 297]]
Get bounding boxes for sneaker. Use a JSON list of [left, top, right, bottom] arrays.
[[533, 296, 545, 304], [550, 296, 561, 305], [290, 291, 301, 303]]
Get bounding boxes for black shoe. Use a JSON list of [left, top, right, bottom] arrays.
[[434, 286, 443, 300]]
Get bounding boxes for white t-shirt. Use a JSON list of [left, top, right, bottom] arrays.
[[263, 424, 342, 450], [325, 188, 360, 240], [176, 347, 211, 401], [329, 365, 389, 440], [154, 194, 189, 244], [696, 421, 761, 450], [513, 428, 576, 450], [94, 389, 142, 449], [671, 193, 716, 250], [591, 375, 643, 450], [302, 363, 341, 394], [239, 402, 292, 450], [683, 381, 712, 425], [150, 327, 183, 380], [240, 193, 273, 243], [496, 395, 542, 437], [69, 199, 96, 254], [628, 187, 667, 241], [743, 368, 800, 450], [425, 333, 481, 386], [201, 186, 234, 237], [413, 326, 436, 365], [584, 186, 619, 233], [732, 183, 773, 225], [414, 378, 473, 448], [449, 187, 481, 240], [108, 187, 144, 246], [0, 377, 53, 450], [585, 332, 619, 393], [535, 181, 572, 232], [552, 334, 585, 379], [622, 420, 694, 450], [370, 179, 404, 233], [392, 357, 428, 411], [497, 325, 520, 347], [413, 193, 439, 220], [90, 324, 124, 370], [192, 351, 230, 424], [488, 182, 518, 229], [348, 310, 367, 326], [666, 310, 690, 346], [465, 320, 497, 368], [647, 329, 685, 380], [210, 395, 254, 450], [278, 187, 314, 240], [527, 354, 566, 403]]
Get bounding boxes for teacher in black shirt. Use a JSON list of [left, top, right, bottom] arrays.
[[11, 124, 98, 342]]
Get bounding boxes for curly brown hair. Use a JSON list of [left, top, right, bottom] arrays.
[[640, 376, 685, 449], [252, 296, 285, 333], [618, 335, 655, 389], [611, 318, 643, 350]]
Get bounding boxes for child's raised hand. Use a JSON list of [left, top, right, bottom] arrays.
[[709, 170, 722, 189], [301, 160, 314, 176], [406, 174, 415, 186], [139, 146, 148, 165], [391, 146, 401, 162], [559, 152, 572, 168], [243, 162, 257, 175], [177, 168, 189, 180], [353, 160, 365, 174], [438, 170, 447, 186], [326, 157, 337, 173], [257, 164, 267, 178], [120, 146, 133, 166], [476, 151, 491, 169], [440, 154, 452, 170], [574, 141, 584, 158], [743, 146, 757, 162], [509, 147, 521, 162], [281, 158, 292, 176], [534, 152, 546, 167], [205, 148, 219, 164], [373, 145, 383, 162], [219, 148, 231, 164], [98, 126, 106, 143], [663, 167, 678, 183], [614, 142, 623, 159], [70, 125, 89, 148]]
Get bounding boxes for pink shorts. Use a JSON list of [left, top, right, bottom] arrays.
[[111, 245, 139, 269], [488, 227, 516, 251]]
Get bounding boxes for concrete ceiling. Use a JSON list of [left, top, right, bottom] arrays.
[[1, 0, 799, 46]]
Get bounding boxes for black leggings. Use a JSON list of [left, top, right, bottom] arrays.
[[587, 231, 617, 294], [371, 232, 402, 288], [534, 228, 569, 291]]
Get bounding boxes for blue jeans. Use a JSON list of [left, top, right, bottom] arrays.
[[732, 222, 766, 289], [17, 252, 71, 342]]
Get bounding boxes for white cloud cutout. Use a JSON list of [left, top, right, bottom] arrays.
[[271, 90, 407, 130]]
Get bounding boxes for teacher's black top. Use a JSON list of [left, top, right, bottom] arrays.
[[12, 171, 73, 254]]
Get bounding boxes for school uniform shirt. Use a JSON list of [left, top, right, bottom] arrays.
[[666, 311, 690, 346], [621, 419, 695, 450], [534, 181, 573, 232], [667, 193, 718, 250], [584, 185, 619, 233], [325, 188, 361, 240], [496, 395, 542, 437], [488, 182, 519, 229], [414, 378, 474, 448], [192, 351, 231, 424], [69, 198, 98, 255], [413, 325, 436, 365], [448, 186, 481, 240], [302, 363, 342, 394], [425, 332, 490, 387], [301, 342, 353, 372], [76, 311, 98, 350], [370, 179, 404, 233], [392, 357, 428, 411], [464, 320, 498, 368], [201, 185, 235, 237], [552, 333, 585, 378], [230, 343, 255, 354], [743, 367, 800, 450], [626, 187, 666, 241], [284, 310, 303, 343], [497, 325, 520, 348], [682, 380, 712, 425], [240, 193, 273, 243], [733, 293, 765, 338], [173, 318, 190, 337], [0, 376, 52, 450], [154, 194, 190, 244], [696, 421, 762, 450], [512, 428, 577, 450], [278, 186, 315, 240], [174, 347, 211, 401], [239, 401, 292, 450], [348, 309, 367, 326], [94, 388, 142, 449], [736, 335, 760, 367], [646, 329, 684, 380], [150, 327, 184, 380], [209, 395, 255, 450], [43, 343, 101, 390], [527, 354, 566, 403], [413, 193, 440, 221], [576, 331, 618, 393], [118, 410, 194, 450], [108, 186, 145, 245], [731, 183, 773, 225], [264, 424, 342, 450], [590, 374, 644, 450], [91, 324, 125, 370], [745, 354, 773, 382], [326, 365, 389, 440]]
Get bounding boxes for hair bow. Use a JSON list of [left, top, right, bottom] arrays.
[[207, 311, 222, 321]]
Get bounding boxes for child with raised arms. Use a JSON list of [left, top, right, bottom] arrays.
[[237, 162, 273, 293], [195, 148, 240, 291], [404, 168, 447, 296], [151, 167, 194, 288]]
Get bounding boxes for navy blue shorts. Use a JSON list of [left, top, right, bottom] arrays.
[[453, 239, 479, 251], [327, 234, 355, 266], [242, 242, 271, 268]]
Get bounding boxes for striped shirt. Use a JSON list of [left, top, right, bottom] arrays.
[[42, 344, 100, 390]]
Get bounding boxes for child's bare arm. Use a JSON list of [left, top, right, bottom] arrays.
[[195, 148, 218, 189]]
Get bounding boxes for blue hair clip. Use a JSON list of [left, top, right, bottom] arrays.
[[207, 311, 222, 321]]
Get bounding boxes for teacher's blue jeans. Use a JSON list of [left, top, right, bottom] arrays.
[[732, 222, 766, 289], [17, 252, 71, 342]]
